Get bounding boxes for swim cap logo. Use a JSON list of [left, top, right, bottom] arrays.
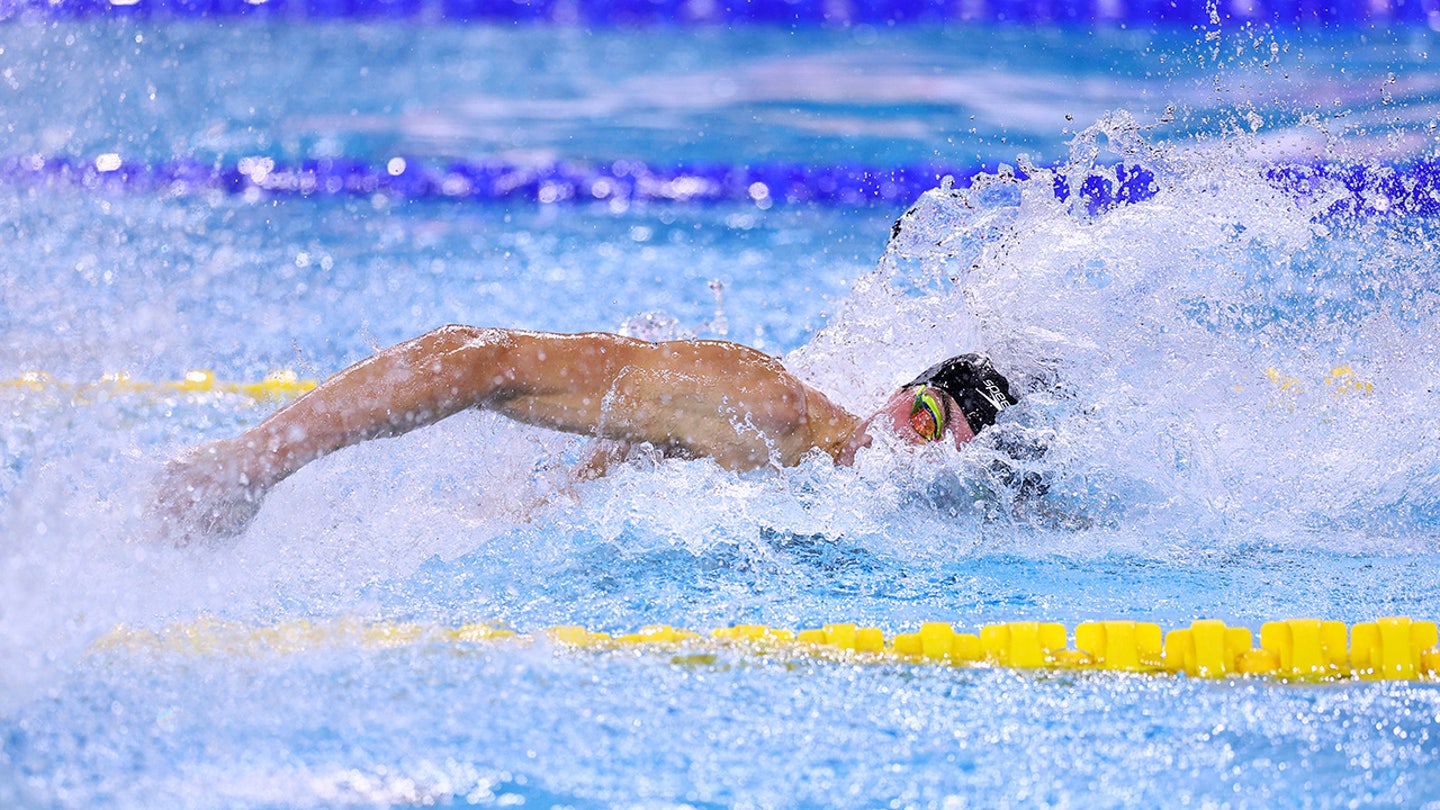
[[978, 379, 1011, 413]]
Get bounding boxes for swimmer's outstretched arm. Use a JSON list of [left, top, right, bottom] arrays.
[[154, 326, 642, 537], [211, 325, 587, 491], [153, 325, 860, 538]]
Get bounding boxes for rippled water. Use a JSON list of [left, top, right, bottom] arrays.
[[1, 22, 1437, 167], [3, 19, 1440, 810]]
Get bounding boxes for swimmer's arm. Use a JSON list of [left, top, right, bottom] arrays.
[[572, 440, 634, 482], [217, 325, 636, 490], [154, 325, 639, 538], [154, 326, 834, 539]]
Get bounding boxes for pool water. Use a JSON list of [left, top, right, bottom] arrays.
[[3, 16, 1440, 809]]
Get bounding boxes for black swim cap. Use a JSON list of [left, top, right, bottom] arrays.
[[908, 354, 1015, 433]]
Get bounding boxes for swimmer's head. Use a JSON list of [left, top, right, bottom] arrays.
[[906, 353, 1015, 436], [839, 353, 1015, 463]]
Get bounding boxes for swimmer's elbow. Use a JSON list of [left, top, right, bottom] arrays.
[[421, 324, 515, 353], [408, 325, 524, 399]]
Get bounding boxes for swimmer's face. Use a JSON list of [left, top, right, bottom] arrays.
[[839, 385, 976, 464]]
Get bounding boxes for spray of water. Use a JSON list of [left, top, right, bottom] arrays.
[[794, 108, 1440, 555], [4, 108, 1440, 713]]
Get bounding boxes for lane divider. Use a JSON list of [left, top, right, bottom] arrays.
[[0, 369, 317, 404], [94, 615, 1440, 683], [4, 154, 1014, 207], [4, 365, 1370, 409], [6, 0, 1432, 26], [9, 153, 1440, 217]]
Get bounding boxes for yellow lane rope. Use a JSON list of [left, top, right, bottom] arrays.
[[0, 370, 317, 404], [1260, 364, 1375, 398], [93, 615, 1440, 683], [27, 362, 1419, 685], [4, 365, 1367, 407]]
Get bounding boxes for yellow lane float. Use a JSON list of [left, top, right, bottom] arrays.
[[1, 370, 317, 405], [93, 615, 1440, 684]]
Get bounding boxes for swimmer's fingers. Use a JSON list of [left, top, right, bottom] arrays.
[[148, 441, 264, 544]]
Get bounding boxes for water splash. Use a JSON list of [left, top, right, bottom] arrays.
[[5, 111, 1437, 689], [793, 109, 1440, 557]]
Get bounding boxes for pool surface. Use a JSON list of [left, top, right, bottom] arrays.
[[3, 11, 1440, 809]]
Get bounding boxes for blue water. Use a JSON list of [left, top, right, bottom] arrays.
[[2, 23, 1437, 170], [4, 18, 1440, 810]]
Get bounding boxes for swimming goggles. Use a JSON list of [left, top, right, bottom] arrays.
[[909, 385, 947, 442]]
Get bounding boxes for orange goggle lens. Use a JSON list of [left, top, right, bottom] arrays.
[[909, 387, 946, 442]]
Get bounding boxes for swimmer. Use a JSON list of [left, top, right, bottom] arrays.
[[154, 326, 1015, 538]]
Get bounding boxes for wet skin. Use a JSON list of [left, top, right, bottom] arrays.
[[154, 326, 979, 537]]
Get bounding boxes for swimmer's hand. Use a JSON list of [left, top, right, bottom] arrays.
[[150, 440, 266, 543]]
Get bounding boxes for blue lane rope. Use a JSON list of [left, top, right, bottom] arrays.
[[5, 0, 1440, 25], [7, 153, 1440, 216]]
